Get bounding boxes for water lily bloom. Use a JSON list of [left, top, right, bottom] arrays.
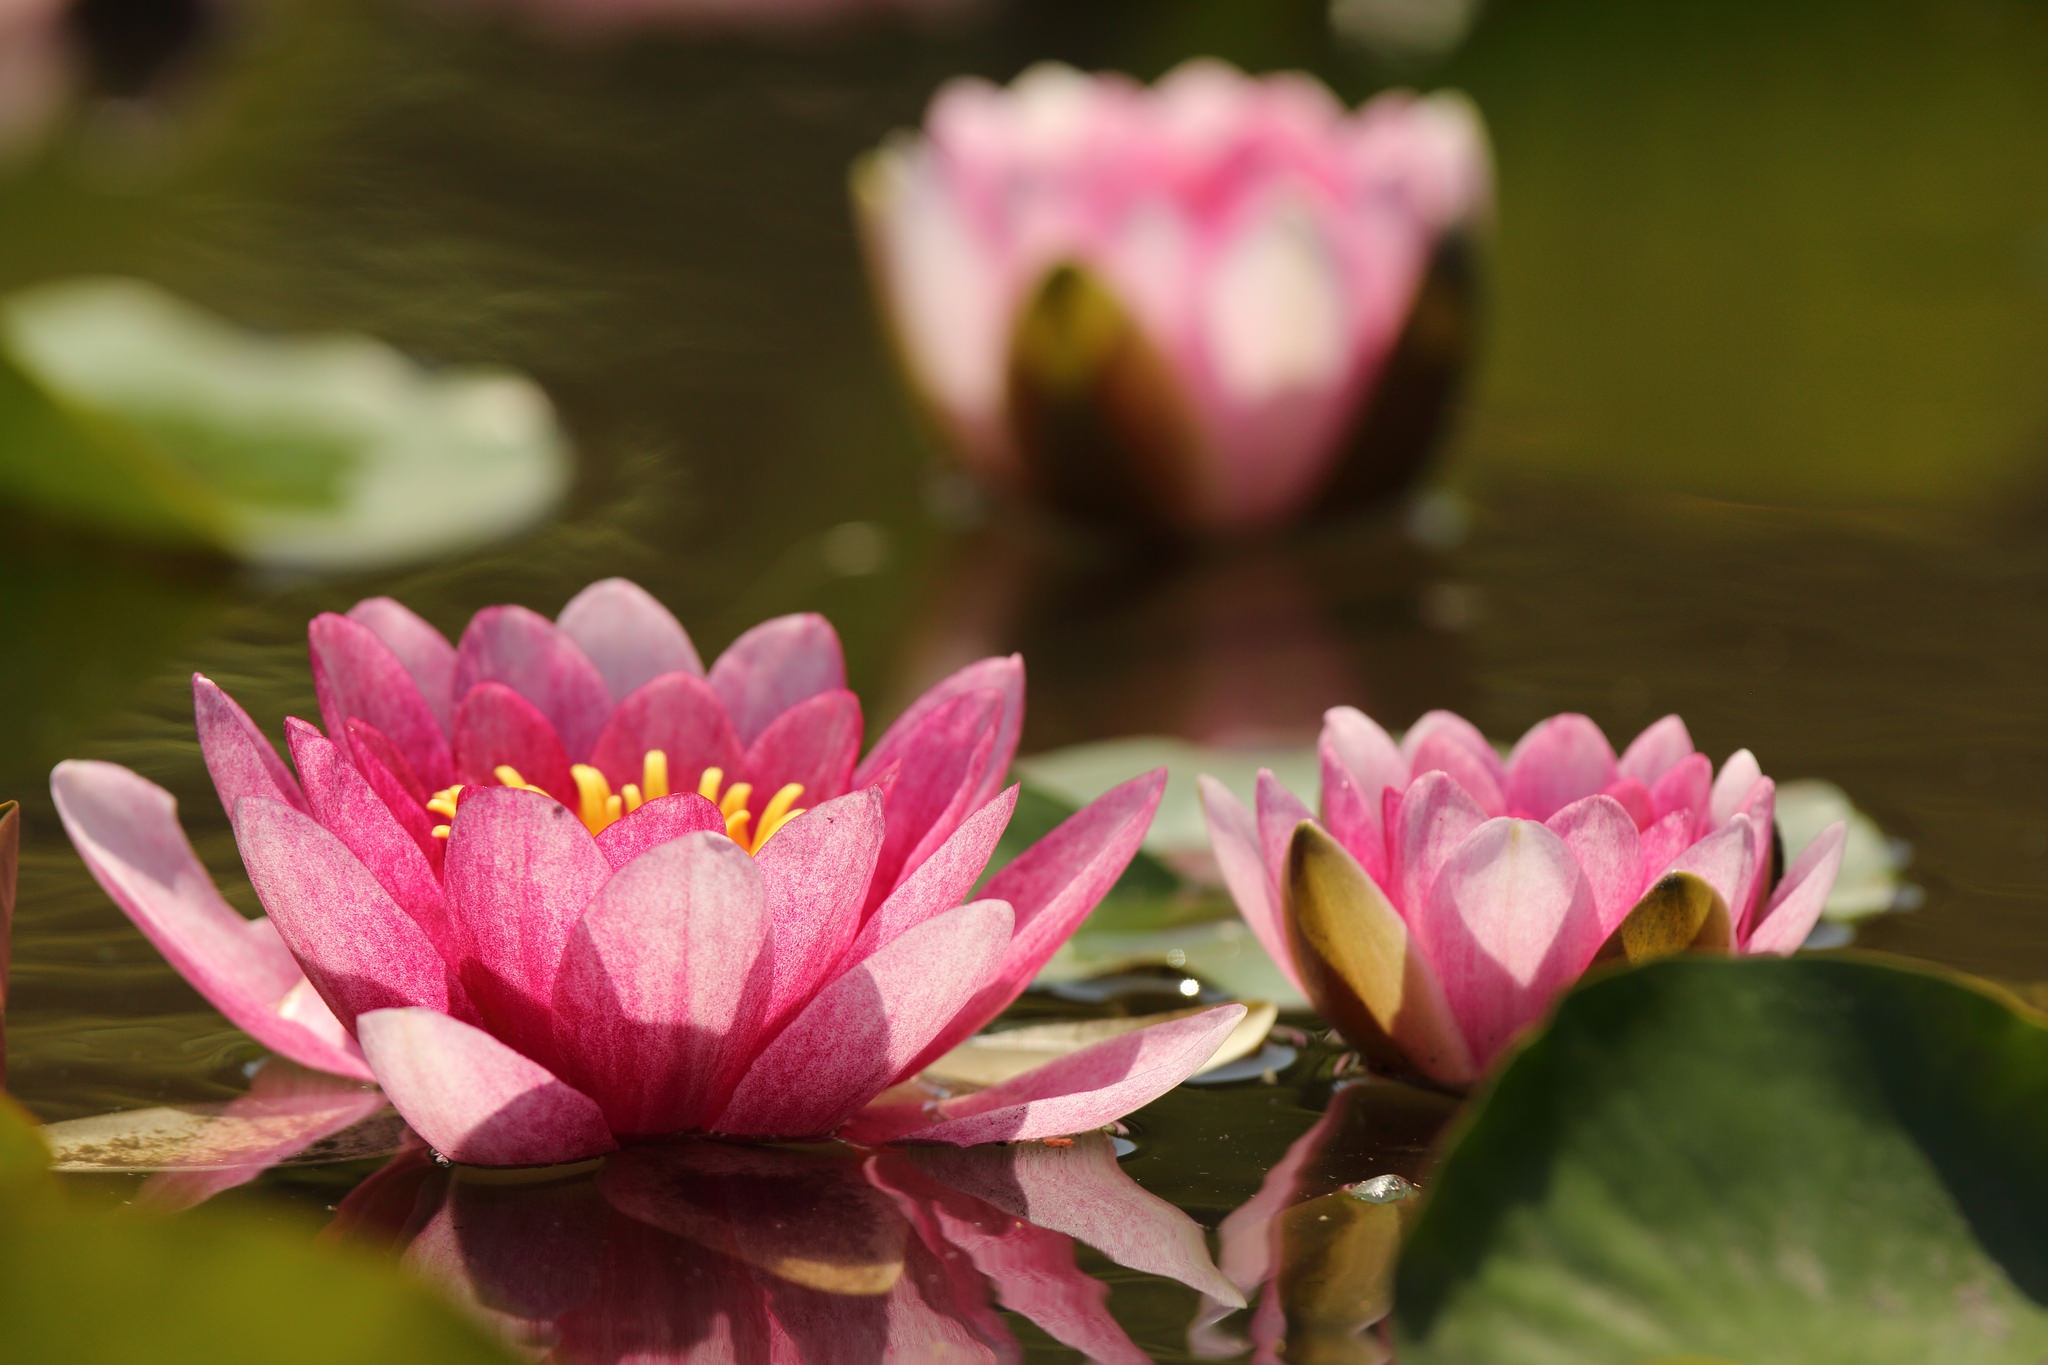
[[1201, 708, 1847, 1086], [53, 579, 1243, 1164], [855, 59, 1491, 535]]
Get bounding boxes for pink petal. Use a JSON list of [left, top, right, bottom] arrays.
[[193, 674, 306, 821], [1617, 714, 1694, 785], [1658, 816, 1757, 921], [586, 671, 745, 796], [741, 688, 863, 806], [715, 899, 1014, 1139], [347, 598, 458, 735], [1198, 777, 1300, 994], [452, 681, 577, 801], [138, 1063, 387, 1212], [50, 761, 371, 1081], [1255, 770, 1316, 896], [1504, 714, 1619, 822], [1545, 794, 1644, 936], [863, 690, 1004, 910], [1318, 744, 1389, 883], [908, 769, 1167, 1073], [236, 797, 459, 1031], [845, 785, 1019, 963], [556, 577, 703, 703], [1709, 749, 1764, 824], [856, 654, 1024, 814], [1650, 752, 1713, 827], [344, 720, 443, 872], [356, 1007, 617, 1166], [551, 833, 772, 1136], [441, 787, 614, 1068], [453, 605, 613, 763], [752, 789, 887, 1027], [853, 1005, 1246, 1146], [592, 792, 727, 869], [707, 613, 847, 747], [1638, 808, 1696, 880], [1730, 777, 1777, 933], [1400, 710, 1504, 801], [1744, 822, 1847, 956], [1321, 706, 1408, 806], [310, 612, 454, 789], [1421, 818, 1603, 1063], [1387, 770, 1487, 923], [285, 719, 454, 958]]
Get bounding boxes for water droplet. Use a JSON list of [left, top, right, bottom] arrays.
[[1345, 1173, 1417, 1204]]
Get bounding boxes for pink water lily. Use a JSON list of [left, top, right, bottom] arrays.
[[856, 59, 1491, 535], [1201, 708, 1847, 1086], [52, 579, 1243, 1164]]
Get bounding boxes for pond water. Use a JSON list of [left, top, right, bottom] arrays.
[[2, 0, 2047, 1358]]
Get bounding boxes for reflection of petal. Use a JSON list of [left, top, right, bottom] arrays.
[[926, 1002, 1277, 1089]]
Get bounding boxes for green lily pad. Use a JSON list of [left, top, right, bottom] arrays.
[[0, 1101, 513, 1363], [1393, 955, 2048, 1364], [0, 277, 570, 570]]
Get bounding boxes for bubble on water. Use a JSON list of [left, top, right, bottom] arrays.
[[1344, 1173, 1417, 1204]]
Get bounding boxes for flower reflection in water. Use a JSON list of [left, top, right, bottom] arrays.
[[332, 1133, 1241, 1364]]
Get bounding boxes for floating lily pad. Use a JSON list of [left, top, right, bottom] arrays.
[[1393, 955, 2048, 1365], [928, 1002, 1279, 1089], [0, 277, 571, 570]]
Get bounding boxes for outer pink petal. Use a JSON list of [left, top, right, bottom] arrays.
[[908, 769, 1167, 1073], [1744, 822, 1847, 956], [236, 797, 458, 1031], [50, 761, 371, 1080], [1319, 759, 1386, 883], [852, 1005, 1246, 1146], [347, 598, 458, 735], [556, 577, 704, 703], [343, 720, 442, 870], [1730, 778, 1777, 933], [752, 788, 887, 1028], [441, 787, 615, 1067], [1657, 816, 1757, 922], [452, 680, 577, 800], [847, 785, 1019, 963], [1405, 729, 1507, 815], [551, 832, 771, 1136], [1638, 808, 1696, 881], [864, 689, 1004, 910], [1504, 714, 1619, 822], [1198, 776, 1299, 993], [1422, 818, 1603, 1064], [1321, 706, 1408, 807], [593, 792, 727, 869], [193, 674, 306, 822], [1617, 714, 1694, 786], [1387, 770, 1487, 923], [707, 613, 847, 747], [587, 671, 745, 795], [356, 1007, 617, 1166], [310, 612, 454, 789], [856, 655, 1024, 814], [1255, 770, 1316, 897], [1400, 711, 1503, 779], [1545, 794, 1644, 936], [285, 719, 454, 958], [742, 689, 863, 806], [715, 899, 1014, 1140], [1709, 749, 1764, 824], [453, 605, 613, 763], [1649, 752, 1713, 827]]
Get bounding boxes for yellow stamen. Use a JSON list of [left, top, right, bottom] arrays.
[[642, 750, 669, 802], [570, 765, 614, 834], [621, 782, 643, 814], [725, 809, 754, 848], [494, 765, 549, 796], [697, 766, 725, 801], [717, 782, 754, 820], [426, 784, 464, 821], [753, 783, 807, 850], [431, 824, 451, 840]]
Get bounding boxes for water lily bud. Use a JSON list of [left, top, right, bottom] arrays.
[[855, 59, 1493, 536]]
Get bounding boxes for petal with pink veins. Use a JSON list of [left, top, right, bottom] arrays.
[[453, 605, 613, 763], [847, 785, 1019, 963], [1387, 770, 1488, 923], [907, 769, 1167, 1073], [1319, 748, 1388, 883], [1617, 714, 1694, 786], [852, 1005, 1246, 1146], [1422, 818, 1603, 1064], [742, 688, 863, 807], [310, 612, 454, 789], [1405, 729, 1506, 815], [716, 900, 1014, 1140], [1198, 776, 1300, 994], [356, 1007, 618, 1167], [592, 792, 727, 869], [1505, 714, 1618, 822], [551, 832, 771, 1136], [1321, 706, 1408, 808], [863, 690, 1004, 911], [347, 597, 458, 735], [344, 720, 442, 870], [1744, 822, 1848, 956], [51, 761, 371, 1081], [236, 797, 461, 1031], [193, 675, 306, 822], [1638, 808, 1696, 881], [752, 789, 886, 1028], [1650, 751, 1713, 827], [857, 655, 1024, 813], [1546, 794, 1644, 936], [1256, 770, 1316, 892], [452, 681, 577, 800], [587, 671, 745, 796], [707, 613, 847, 747], [1400, 712, 1502, 782], [556, 577, 703, 703], [1658, 816, 1757, 922]]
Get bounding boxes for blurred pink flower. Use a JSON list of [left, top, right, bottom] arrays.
[[0, 0, 70, 157], [1201, 708, 1846, 1086], [856, 59, 1491, 535], [53, 578, 1242, 1164]]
